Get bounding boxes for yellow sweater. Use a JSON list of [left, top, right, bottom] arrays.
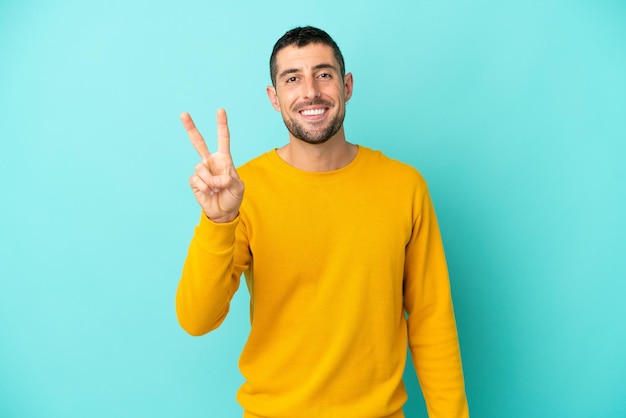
[[176, 146, 469, 418]]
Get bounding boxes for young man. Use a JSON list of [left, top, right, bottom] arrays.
[[176, 26, 469, 418]]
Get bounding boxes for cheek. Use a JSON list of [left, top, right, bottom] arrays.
[[280, 93, 298, 110], [323, 84, 344, 100]]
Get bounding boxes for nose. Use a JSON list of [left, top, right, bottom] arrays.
[[303, 77, 320, 100]]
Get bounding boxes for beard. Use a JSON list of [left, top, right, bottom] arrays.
[[281, 99, 345, 145]]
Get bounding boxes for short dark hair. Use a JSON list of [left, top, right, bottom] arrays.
[[269, 26, 346, 86]]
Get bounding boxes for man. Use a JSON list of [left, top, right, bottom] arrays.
[[176, 26, 469, 418]]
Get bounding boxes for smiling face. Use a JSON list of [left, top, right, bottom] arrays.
[[267, 43, 353, 145]]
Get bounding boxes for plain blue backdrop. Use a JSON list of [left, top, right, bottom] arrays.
[[1, 0, 625, 417]]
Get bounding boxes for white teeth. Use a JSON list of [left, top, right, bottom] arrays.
[[301, 108, 325, 116]]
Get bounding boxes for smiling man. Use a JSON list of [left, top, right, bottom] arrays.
[[269, 43, 350, 147], [176, 26, 470, 418]]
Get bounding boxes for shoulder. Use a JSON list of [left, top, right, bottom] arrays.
[[236, 150, 275, 180], [360, 146, 428, 190]]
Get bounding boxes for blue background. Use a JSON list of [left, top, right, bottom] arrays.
[[1, 0, 625, 417]]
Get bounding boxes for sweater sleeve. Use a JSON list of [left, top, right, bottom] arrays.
[[175, 212, 250, 336], [403, 188, 469, 418]]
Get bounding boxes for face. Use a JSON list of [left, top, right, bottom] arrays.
[[267, 43, 353, 145]]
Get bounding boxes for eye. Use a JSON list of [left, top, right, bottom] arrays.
[[286, 76, 298, 83], [319, 73, 332, 79]]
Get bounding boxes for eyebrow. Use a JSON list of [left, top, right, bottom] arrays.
[[278, 63, 338, 80]]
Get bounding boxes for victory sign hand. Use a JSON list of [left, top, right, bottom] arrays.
[[181, 109, 244, 223]]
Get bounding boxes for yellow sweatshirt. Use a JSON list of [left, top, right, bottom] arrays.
[[176, 146, 469, 418]]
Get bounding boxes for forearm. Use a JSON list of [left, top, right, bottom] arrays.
[[408, 307, 468, 418], [176, 214, 242, 336]]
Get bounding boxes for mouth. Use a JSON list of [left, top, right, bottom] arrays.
[[297, 103, 332, 123], [295, 98, 333, 121]]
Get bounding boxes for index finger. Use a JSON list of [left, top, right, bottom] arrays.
[[216, 108, 231, 155], [180, 112, 211, 161]]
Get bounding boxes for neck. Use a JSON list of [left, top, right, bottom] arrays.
[[277, 130, 358, 172]]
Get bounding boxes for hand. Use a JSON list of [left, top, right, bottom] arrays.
[[181, 109, 244, 223]]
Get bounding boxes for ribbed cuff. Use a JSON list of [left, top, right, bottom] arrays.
[[194, 212, 240, 252]]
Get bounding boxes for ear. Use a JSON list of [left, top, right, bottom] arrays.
[[343, 72, 354, 103], [266, 86, 281, 111]]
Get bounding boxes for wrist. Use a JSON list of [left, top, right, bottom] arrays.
[[205, 212, 238, 224]]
